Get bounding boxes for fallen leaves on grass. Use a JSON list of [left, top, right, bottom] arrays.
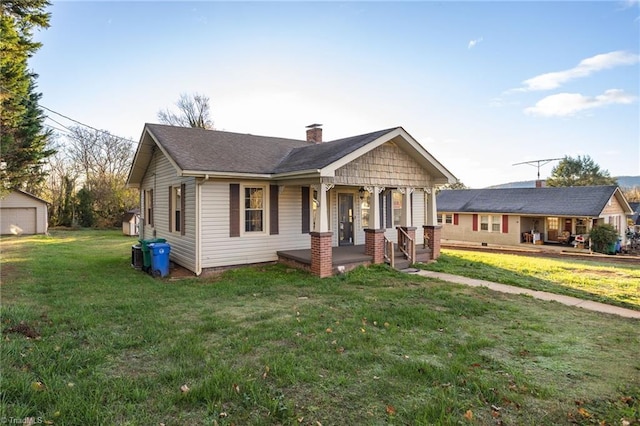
[[31, 381, 45, 391], [464, 409, 473, 421], [180, 384, 190, 393], [385, 405, 396, 415]]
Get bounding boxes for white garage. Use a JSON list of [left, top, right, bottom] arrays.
[[0, 190, 49, 235]]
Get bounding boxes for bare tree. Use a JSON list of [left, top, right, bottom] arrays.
[[62, 126, 137, 227], [157, 93, 214, 129], [66, 126, 133, 185], [41, 137, 78, 226]]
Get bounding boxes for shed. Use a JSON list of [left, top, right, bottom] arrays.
[[122, 209, 140, 236], [0, 189, 49, 235]]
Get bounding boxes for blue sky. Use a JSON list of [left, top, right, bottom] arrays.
[[31, 1, 639, 188]]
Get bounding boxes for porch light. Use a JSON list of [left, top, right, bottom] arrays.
[[358, 187, 366, 200]]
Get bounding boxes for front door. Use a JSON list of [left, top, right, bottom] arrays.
[[338, 193, 354, 246]]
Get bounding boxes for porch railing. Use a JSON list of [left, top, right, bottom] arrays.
[[423, 228, 429, 249], [398, 227, 416, 265], [383, 236, 394, 268]]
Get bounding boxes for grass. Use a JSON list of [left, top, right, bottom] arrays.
[[419, 249, 640, 310], [0, 230, 638, 425]]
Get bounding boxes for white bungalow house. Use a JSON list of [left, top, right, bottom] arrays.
[[0, 189, 49, 235], [436, 186, 633, 247], [126, 124, 456, 277]]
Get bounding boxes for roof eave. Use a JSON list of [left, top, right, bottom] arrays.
[[181, 170, 273, 179]]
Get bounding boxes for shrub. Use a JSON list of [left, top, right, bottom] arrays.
[[589, 224, 619, 254]]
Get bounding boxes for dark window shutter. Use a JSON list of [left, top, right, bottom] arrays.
[[301, 187, 310, 233], [270, 185, 279, 235], [180, 183, 186, 236], [502, 215, 508, 234], [454, 213, 459, 225], [168, 186, 172, 230], [472, 214, 478, 231], [385, 191, 392, 229], [229, 184, 240, 237]]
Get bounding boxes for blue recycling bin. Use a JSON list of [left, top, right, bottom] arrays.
[[148, 242, 171, 277]]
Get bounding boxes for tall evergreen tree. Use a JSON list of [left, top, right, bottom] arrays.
[[0, 0, 53, 194]]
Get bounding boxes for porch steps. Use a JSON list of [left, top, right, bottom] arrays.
[[386, 246, 431, 271]]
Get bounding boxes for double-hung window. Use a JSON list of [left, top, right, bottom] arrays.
[[480, 215, 489, 231], [244, 186, 265, 232], [144, 189, 154, 227], [361, 191, 370, 228], [171, 186, 181, 233], [480, 215, 501, 232], [392, 191, 403, 227]]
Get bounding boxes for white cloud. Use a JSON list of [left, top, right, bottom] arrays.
[[524, 89, 637, 117], [515, 51, 639, 92], [468, 37, 483, 49]]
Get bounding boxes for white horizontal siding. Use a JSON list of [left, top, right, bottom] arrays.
[[201, 182, 310, 268], [139, 150, 197, 272]]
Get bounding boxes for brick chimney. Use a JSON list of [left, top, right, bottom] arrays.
[[535, 179, 546, 188], [306, 123, 322, 144]]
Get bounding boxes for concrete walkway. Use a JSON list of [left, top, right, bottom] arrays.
[[412, 270, 640, 319]]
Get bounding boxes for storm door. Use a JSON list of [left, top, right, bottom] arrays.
[[338, 193, 354, 246]]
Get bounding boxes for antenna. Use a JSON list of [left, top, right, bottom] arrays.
[[512, 158, 563, 180]]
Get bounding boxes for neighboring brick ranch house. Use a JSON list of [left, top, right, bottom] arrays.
[[126, 123, 456, 277], [0, 189, 49, 235], [436, 186, 633, 247]]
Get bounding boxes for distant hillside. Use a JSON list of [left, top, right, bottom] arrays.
[[488, 176, 640, 189]]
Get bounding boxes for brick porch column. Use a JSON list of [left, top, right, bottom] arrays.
[[364, 229, 385, 264], [423, 225, 442, 260], [310, 232, 333, 278]]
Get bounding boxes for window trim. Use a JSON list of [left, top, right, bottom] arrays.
[[479, 214, 501, 232], [392, 190, 403, 227], [144, 189, 154, 227], [360, 191, 371, 229], [242, 184, 268, 235], [170, 185, 183, 234]]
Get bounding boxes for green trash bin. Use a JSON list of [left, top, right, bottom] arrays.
[[139, 238, 166, 272]]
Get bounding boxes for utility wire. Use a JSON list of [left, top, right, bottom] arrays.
[[0, 84, 139, 145], [45, 116, 75, 135]]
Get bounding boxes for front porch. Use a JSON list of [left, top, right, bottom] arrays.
[[277, 242, 433, 275]]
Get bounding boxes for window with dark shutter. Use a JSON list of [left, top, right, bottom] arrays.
[[229, 184, 240, 237], [472, 214, 478, 231], [270, 185, 279, 235], [454, 213, 459, 225], [502, 215, 508, 234], [301, 187, 310, 233]]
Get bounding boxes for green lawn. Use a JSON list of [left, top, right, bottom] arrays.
[[1, 230, 639, 425], [419, 249, 640, 310]]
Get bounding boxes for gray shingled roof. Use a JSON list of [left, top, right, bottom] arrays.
[[145, 123, 397, 174], [273, 128, 396, 173], [436, 186, 620, 217]]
